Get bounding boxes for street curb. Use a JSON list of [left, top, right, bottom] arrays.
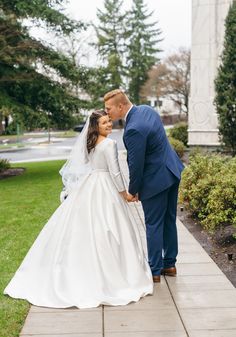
[[0, 146, 30, 153]]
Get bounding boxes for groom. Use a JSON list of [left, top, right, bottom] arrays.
[[104, 89, 184, 283]]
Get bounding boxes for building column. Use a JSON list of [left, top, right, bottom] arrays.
[[188, 0, 232, 146]]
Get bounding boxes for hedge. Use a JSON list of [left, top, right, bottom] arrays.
[[179, 153, 236, 232], [169, 122, 188, 146]]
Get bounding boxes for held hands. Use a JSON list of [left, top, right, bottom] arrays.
[[119, 191, 139, 203], [126, 192, 138, 202]]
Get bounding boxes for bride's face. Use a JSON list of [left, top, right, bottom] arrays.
[[98, 115, 112, 137]]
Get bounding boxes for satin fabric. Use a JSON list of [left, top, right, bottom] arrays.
[[4, 138, 153, 308]]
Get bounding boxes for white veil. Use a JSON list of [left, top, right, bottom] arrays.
[[59, 116, 92, 194]]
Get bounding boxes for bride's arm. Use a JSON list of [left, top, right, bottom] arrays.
[[104, 140, 126, 194]]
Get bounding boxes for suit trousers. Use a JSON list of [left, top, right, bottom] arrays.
[[141, 181, 179, 276]]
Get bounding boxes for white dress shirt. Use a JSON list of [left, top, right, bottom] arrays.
[[124, 105, 133, 122]]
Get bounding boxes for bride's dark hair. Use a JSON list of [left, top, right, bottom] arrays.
[[87, 110, 108, 153]]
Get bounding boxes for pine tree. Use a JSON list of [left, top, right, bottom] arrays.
[[94, 0, 126, 90], [0, 0, 88, 131], [214, 1, 236, 155], [126, 0, 162, 104]]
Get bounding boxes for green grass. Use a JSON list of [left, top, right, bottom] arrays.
[[55, 130, 77, 138], [0, 130, 77, 142], [0, 160, 65, 337], [0, 135, 20, 141], [0, 143, 26, 150]]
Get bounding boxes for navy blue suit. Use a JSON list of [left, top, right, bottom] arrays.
[[123, 105, 184, 275]]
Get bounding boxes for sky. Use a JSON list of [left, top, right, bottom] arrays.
[[64, 0, 192, 57], [29, 0, 191, 66]]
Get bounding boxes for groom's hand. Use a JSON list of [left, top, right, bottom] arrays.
[[126, 192, 138, 202], [119, 191, 139, 202]]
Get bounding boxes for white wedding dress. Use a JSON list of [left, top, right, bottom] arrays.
[[4, 138, 153, 308]]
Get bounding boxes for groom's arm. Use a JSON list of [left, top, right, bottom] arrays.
[[124, 128, 146, 196]]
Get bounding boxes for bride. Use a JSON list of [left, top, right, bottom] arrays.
[[4, 110, 153, 309]]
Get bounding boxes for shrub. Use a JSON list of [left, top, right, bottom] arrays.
[[179, 153, 236, 232], [169, 122, 188, 146], [0, 158, 10, 172], [202, 170, 236, 231], [168, 136, 185, 158]]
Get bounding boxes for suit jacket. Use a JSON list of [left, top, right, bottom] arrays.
[[123, 105, 184, 201]]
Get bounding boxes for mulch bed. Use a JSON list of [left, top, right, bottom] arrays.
[[177, 207, 236, 287], [0, 168, 25, 180]]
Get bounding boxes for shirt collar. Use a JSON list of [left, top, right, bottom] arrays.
[[124, 104, 133, 122]]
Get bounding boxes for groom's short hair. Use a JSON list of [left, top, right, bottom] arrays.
[[104, 89, 130, 105]]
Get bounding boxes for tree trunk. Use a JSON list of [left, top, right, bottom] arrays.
[[0, 113, 3, 135], [4, 116, 9, 128]]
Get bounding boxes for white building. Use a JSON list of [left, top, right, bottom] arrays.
[[188, 0, 232, 146]]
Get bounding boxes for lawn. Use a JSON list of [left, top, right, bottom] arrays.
[[0, 160, 65, 337], [0, 143, 26, 150], [0, 130, 77, 142]]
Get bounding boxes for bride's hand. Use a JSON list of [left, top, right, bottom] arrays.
[[119, 191, 138, 202], [126, 192, 138, 202], [119, 190, 128, 201]]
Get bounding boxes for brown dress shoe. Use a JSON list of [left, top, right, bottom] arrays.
[[161, 267, 177, 276], [152, 275, 161, 283]]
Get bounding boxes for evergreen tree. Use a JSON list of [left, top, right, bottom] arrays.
[[0, 0, 89, 132], [126, 0, 162, 104], [94, 0, 126, 90], [215, 1, 236, 155]]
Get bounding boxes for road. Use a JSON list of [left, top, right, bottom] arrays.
[[0, 130, 125, 163]]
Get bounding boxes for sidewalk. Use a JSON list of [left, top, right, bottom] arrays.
[[19, 152, 236, 337]]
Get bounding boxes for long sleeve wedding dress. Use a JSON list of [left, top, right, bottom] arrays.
[[4, 138, 153, 308]]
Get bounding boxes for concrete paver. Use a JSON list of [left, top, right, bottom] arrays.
[[104, 309, 186, 333], [177, 252, 213, 263], [21, 310, 102, 335], [179, 308, 236, 330], [176, 262, 223, 276], [106, 333, 187, 337], [188, 331, 236, 337], [173, 289, 236, 308], [167, 274, 235, 292], [104, 282, 175, 311], [30, 306, 101, 313], [19, 152, 236, 336]]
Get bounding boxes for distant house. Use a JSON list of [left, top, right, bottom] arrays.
[[146, 95, 176, 115], [145, 95, 187, 125]]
